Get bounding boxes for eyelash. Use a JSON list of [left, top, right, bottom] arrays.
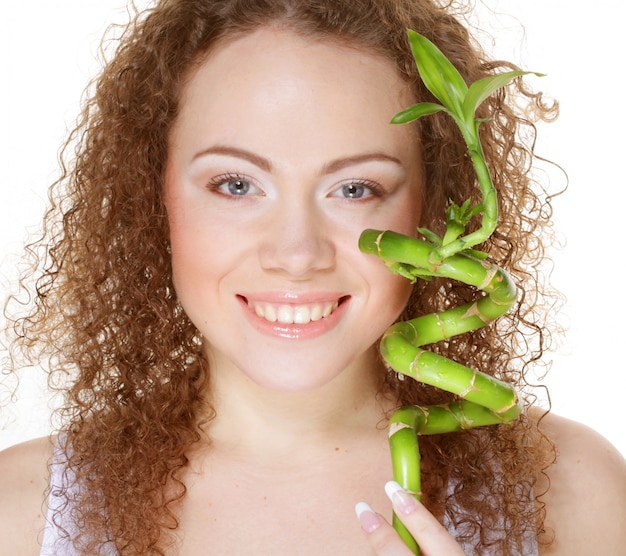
[[337, 179, 384, 200], [207, 172, 261, 198], [206, 173, 385, 200]]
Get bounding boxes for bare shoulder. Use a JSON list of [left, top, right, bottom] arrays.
[[538, 412, 626, 555], [0, 436, 54, 556]]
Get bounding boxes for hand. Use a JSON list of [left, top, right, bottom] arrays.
[[355, 481, 466, 555]]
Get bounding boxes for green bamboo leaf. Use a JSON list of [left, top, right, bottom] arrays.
[[463, 71, 545, 121], [391, 102, 447, 124], [418, 226, 442, 245], [407, 29, 468, 115]]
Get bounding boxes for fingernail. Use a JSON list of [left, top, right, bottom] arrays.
[[355, 502, 382, 533], [384, 480, 419, 515]]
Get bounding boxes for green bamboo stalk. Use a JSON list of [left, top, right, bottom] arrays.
[[358, 30, 541, 553]]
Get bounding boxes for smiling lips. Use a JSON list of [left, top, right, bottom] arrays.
[[246, 298, 341, 325]]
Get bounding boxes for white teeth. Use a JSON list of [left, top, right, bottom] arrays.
[[310, 305, 323, 321], [293, 306, 310, 324], [324, 302, 338, 318], [248, 300, 341, 325], [277, 305, 293, 324], [264, 305, 277, 322]]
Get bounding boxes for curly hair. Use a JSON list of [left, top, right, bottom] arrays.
[[4, 0, 560, 553]]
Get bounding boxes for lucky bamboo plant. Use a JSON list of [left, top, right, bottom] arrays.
[[358, 30, 541, 554]]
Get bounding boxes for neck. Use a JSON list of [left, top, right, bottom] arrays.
[[200, 348, 393, 463]]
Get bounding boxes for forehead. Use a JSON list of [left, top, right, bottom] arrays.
[[188, 25, 407, 86], [170, 26, 420, 165]]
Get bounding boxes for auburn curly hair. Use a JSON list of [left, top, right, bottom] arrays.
[[3, 0, 561, 553]]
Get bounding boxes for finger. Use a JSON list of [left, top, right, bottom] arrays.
[[355, 502, 415, 555], [384, 481, 466, 555]]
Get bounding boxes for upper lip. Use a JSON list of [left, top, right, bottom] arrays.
[[240, 291, 348, 304]]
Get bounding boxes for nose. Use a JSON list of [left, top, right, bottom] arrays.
[[259, 199, 335, 278]]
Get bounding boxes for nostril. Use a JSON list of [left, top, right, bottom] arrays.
[[258, 222, 335, 276]]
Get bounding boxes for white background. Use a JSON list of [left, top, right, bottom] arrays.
[[1, 1, 624, 455]]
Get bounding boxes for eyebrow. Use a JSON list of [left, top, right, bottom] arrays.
[[321, 153, 403, 174], [192, 145, 272, 171], [191, 145, 403, 174]]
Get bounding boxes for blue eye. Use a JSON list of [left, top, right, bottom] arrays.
[[342, 183, 366, 199], [332, 180, 381, 200], [225, 178, 251, 196], [209, 174, 262, 197]]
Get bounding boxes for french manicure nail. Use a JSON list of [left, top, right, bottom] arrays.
[[384, 480, 419, 515], [355, 501, 382, 533]]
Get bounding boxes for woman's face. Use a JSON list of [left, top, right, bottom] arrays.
[[165, 27, 423, 393]]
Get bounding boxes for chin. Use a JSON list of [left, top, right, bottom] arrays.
[[241, 362, 348, 394]]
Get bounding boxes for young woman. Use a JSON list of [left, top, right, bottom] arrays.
[[1, 1, 624, 554]]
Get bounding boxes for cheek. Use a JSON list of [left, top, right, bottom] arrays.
[[396, 194, 423, 237], [365, 190, 423, 244], [166, 199, 216, 301], [168, 207, 197, 273], [385, 273, 414, 314], [364, 253, 414, 321]]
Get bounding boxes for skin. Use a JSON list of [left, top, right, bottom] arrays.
[[164, 28, 422, 553], [0, 27, 625, 556], [164, 28, 423, 396], [357, 412, 626, 555]]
